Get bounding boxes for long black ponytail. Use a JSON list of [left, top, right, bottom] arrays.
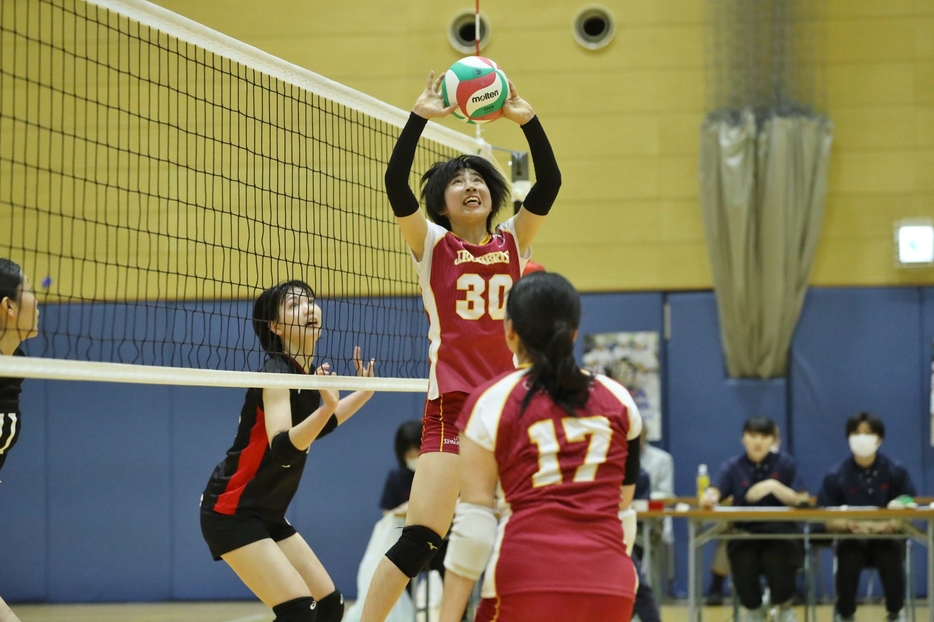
[[507, 271, 591, 416]]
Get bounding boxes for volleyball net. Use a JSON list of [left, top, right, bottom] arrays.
[[0, 0, 486, 391]]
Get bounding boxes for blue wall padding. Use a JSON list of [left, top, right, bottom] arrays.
[[1, 287, 932, 602], [46, 381, 173, 600], [791, 288, 925, 494]]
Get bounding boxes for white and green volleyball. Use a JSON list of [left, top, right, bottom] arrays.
[[441, 56, 509, 124]]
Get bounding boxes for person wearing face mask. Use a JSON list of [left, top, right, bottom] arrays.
[[380, 420, 424, 517], [700, 416, 810, 622], [348, 420, 444, 622], [817, 411, 916, 622]]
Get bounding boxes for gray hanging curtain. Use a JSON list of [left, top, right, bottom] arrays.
[[701, 0, 831, 378], [700, 109, 833, 378]]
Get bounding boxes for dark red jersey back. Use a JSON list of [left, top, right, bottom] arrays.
[[458, 370, 642, 599]]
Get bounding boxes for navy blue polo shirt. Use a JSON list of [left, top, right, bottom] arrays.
[[817, 451, 915, 508], [380, 466, 415, 511], [716, 451, 806, 533]]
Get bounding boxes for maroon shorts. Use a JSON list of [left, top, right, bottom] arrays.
[[420, 392, 467, 455], [475, 592, 633, 622]]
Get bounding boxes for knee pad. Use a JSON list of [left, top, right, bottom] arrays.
[[272, 596, 317, 622], [385, 524, 444, 578], [315, 590, 344, 622]]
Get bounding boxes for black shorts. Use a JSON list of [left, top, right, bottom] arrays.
[[200, 509, 297, 561]]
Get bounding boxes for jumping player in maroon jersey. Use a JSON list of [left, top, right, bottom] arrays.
[[0, 258, 39, 622], [360, 72, 561, 622], [441, 272, 642, 622], [200, 281, 375, 622]]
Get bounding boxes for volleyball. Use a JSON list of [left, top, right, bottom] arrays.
[[441, 56, 509, 124]]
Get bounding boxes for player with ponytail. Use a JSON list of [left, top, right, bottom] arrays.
[[440, 272, 643, 622]]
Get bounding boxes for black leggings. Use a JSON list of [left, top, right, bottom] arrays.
[[835, 539, 905, 617], [728, 539, 803, 610]]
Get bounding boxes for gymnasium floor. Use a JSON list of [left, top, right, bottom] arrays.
[[8, 602, 917, 622]]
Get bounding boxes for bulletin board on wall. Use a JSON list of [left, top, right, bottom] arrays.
[[582, 331, 662, 441]]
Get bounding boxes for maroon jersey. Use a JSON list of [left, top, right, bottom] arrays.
[[415, 218, 528, 399], [457, 369, 642, 599]]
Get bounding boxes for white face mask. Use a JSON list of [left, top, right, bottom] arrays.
[[848, 433, 880, 459], [405, 457, 419, 472]]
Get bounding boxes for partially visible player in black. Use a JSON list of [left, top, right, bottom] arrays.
[[0, 259, 38, 474], [0, 258, 39, 622], [200, 280, 375, 622]]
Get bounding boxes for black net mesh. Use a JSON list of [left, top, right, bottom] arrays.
[[0, 0, 466, 378], [704, 0, 826, 117]]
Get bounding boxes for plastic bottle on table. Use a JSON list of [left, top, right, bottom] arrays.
[[696, 463, 709, 505]]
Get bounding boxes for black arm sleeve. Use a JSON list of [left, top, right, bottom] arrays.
[[384, 112, 428, 218], [315, 414, 339, 440], [270, 431, 306, 466], [623, 437, 641, 485], [519, 116, 562, 216]]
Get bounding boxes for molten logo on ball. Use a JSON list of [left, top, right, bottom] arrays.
[[470, 89, 500, 104], [441, 56, 508, 125]]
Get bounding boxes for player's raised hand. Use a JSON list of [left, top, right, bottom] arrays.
[[316, 362, 340, 407], [413, 71, 458, 120], [352, 346, 376, 378], [501, 80, 535, 125]]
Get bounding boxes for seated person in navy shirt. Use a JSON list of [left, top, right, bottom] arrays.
[[701, 416, 809, 622], [817, 411, 916, 622], [380, 419, 422, 515]]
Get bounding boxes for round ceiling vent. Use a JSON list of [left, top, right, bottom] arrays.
[[573, 5, 616, 50], [449, 10, 491, 54]]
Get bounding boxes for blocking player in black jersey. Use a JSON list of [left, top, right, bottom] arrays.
[[200, 280, 375, 622], [0, 259, 38, 474], [0, 258, 39, 622]]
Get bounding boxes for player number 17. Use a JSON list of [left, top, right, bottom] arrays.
[[527, 416, 613, 488]]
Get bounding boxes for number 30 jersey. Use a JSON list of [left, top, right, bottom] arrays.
[[457, 369, 643, 599], [415, 218, 528, 399]]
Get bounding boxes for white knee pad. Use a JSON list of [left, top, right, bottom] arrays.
[[445, 502, 497, 581]]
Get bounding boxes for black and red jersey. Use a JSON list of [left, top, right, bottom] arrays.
[[0, 347, 26, 473], [201, 352, 335, 521]]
